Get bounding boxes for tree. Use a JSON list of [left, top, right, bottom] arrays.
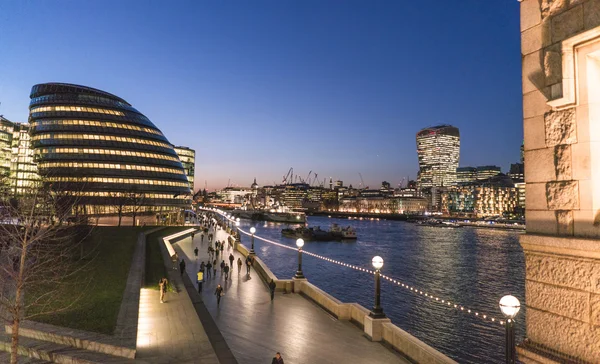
[[0, 185, 95, 364], [109, 192, 128, 227], [127, 187, 145, 227]]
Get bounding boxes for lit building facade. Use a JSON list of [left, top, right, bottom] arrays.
[[475, 165, 501, 180], [441, 175, 518, 217], [28, 83, 191, 213], [456, 167, 477, 184], [0, 116, 14, 180], [416, 125, 460, 189], [173, 146, 195, 189], [339, 196, 428, 214], [10, 123, 39, 195]]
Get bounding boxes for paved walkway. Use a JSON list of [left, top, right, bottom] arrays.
[[135, 233, 220, 364], [174, 226, 408, 364]]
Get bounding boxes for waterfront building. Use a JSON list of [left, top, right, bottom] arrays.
[[456, 166, 477, 184], [10, 123, 39, 195], [508, 163, 524, 181], [28, 83, 191, 217], [173, 146, 195, 189], [339, 196, 427, 214], [215, 187, 252, 204], [394, 187, 421, 198], [475, 165, 501, 180], [0, 116, 14, 181], [519, 1, 600, 360], [441, 175, 518, 217], [416, 125, 460, 189]]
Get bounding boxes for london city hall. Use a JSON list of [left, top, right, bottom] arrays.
[[28, 83, 191, 215]]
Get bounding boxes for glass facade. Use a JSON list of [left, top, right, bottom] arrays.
[[416, 125, 460, 189], [10, 123, 40, 195], [29, 82, 191, 209], [173, 146, 195, 189]]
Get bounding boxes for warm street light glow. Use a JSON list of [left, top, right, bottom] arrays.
[[236, 221, 240, 226], [372, 256, 384, 270], [499, 295, 520, 319], [250, 227, 256, 234], [296, 238, 304, 248]]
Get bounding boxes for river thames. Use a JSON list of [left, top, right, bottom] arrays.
[[238, 215, 525, 364]]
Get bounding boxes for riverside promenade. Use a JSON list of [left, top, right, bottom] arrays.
[[173, 226, 408, 364]]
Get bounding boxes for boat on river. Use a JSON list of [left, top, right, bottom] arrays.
[[233, 209, 306, 223], [282, 224, 357, 241], [416, 219, 462, 228]]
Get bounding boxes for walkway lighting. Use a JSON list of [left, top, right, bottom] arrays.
[[295, 238, 305, 279], [250, 227, 256, 255], [499, 295, 520, 364], [369, 256, 386, 318]]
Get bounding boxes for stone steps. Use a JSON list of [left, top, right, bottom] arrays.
[[0, 334, 138, 364], [0, 351, 52, 363]]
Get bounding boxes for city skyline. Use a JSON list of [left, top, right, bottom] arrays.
[[0, 1, 523, 191]]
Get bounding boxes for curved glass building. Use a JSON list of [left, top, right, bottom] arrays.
[[28, 83, 191, 214]]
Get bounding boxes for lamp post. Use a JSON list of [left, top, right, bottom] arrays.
[[294, 238, 305, 278], [250, 227, 256, 255], [499, 295, 520, 364], [369, 256, 386, 319]]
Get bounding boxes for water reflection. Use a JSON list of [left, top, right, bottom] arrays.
[[240, 216, 525, 364]]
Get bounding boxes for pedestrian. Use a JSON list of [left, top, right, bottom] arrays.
[[220, 260, 225, 275], [192, 231, 195, 240], [194, 246, 198, 260], [206, 261, 213, 278], [213, 259, 217, 276], [224, 263, 230, 280], [214, 284, 224, 306], [246, 259, 251, 275], [269, 279, 276, 301], [172, 252, 179, 270], [237, 257, 242, 273], [179, 258, 186, 276], [271, 352, 284, 364], [229, 253, 234, 269], [201, 234, 204, 243], [220, 243, 224, 255], [197, 269, 204, 293], [200, 261, 205, 273], [159, 277, 168, 303]]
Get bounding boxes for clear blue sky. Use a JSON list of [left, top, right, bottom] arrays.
[[0, 0, 522, 192]]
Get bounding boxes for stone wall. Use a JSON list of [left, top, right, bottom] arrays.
[[520, 0, 600, 362]]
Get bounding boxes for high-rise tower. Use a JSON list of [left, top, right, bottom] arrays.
[[416, 125, 460, 189]]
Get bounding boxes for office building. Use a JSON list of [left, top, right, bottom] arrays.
[[10, 123, 39, 195], [28, 82, 191, 214], [174, 146, 195, 189], [456, 167, 477, 184], [416, 125, 460, 189], [441, 175, 519, 217], [475, 165, 501, 180]]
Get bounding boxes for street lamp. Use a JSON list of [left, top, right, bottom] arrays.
[[250, 227, 256, 255], [294, 238, 305, 278], [369, 256, 386, 319], [499, 295, 520, 364]]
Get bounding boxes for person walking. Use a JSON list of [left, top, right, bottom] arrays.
[[194, 247, 199, 260], [197, 269, 204, 293], [206, 261, 213, 278], [212, 259, 217, 276], [237, 257, 242, 274], [220, 243, 224, 255], [220, 260, 225, 275], [228, 253, 234, 269], [179, 258, 186, 276], [191, 231, 195, 240], [269, 279, 276, 301], [224, 263, 230, 280], [271, 352, 284, 364], [159, 277, 168, 303], [201, 234, 204, 243], [246, 258, 252, 276], [214, 284, 224, 306], [200, 261, 205, 274], [172, 252, 179, 270]]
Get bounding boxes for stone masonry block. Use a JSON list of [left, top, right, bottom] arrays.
[[570, 142, 591, 181], [526, 183, 549, 210], [551, 5, 584, 43], [526, 210, 558, 235], [525, 252, 600, 291], [573, 209, 600, 239], [592, 294, 600, 326], [526, 308, 600, 363], [584, 0, 600, 29], [545, 108, 576, 146], [556, 210, 574, 235], [554, 144, 572, 180], [546, 180, 579, 210], [524, 90, 550, 119], [522, 51, 543, 95], [526, 280, 589, 321], [524, 115, 547, 151], [521, 0, 542, 31], [544, 44, 562, 85], [522, 24, 548, 56], [541, 0, 568, 19], [525, 149, 555, 183]]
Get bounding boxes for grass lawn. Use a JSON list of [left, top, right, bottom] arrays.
[[144, 226, 189, 290], [29, 226, 151, 335]]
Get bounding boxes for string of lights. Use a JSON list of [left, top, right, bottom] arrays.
[[203, 208, 506, 327]]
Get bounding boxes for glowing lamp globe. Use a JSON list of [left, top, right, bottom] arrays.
[[372, 256, 384, 270], [499, 295, 521, 319], [235, 221, 240, 226], [250, 227, 256, 234], [236, 217, 240, 222], [296, 238, 304, 248]]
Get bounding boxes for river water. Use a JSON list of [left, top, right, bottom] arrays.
[[238, 215, 525, 364]]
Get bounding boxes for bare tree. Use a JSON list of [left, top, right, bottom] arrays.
[[0, 185, 95, 364], [108, 192, 128, 227], [127, 187, 145, 227]]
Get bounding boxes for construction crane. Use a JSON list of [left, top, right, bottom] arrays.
[[282, 167, 293, 184], [359, 173, 366, 190], [305, 170, 312, 185]]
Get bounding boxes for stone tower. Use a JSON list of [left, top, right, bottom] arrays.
[[519, 0, 600, 362]]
